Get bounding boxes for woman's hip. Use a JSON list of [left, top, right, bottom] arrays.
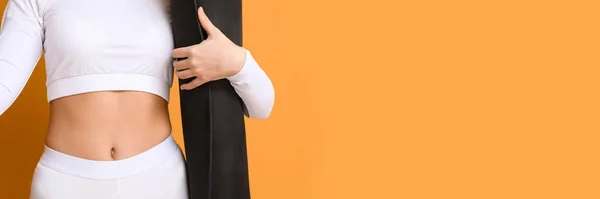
[[30, 134, 188, 199]]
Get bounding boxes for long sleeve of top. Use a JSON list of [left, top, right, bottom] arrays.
[[0, 0, 44, 116], [227, 49, 274, 120]]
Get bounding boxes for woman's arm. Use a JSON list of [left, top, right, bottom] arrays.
[[171, 8, 274, 120], [0, 0, 44, 115], [226, 49, 274, 120]]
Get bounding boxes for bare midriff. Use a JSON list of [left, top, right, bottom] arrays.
[[46, 91, 172, 161]]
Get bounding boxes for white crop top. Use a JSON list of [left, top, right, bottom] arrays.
[[0, 0, 274, 119]]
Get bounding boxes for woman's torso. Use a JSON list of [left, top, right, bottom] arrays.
[[40, 0, 175, 160], [46, 92, 172, 161]]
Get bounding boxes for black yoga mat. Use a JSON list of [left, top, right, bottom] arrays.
[[169, 0, 250, 199]]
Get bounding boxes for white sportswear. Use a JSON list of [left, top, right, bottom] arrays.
[[30, 135, 188, 199], [0, 0, 274, 119]]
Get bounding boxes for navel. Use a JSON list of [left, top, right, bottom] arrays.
[[110, 148, 116, 160]]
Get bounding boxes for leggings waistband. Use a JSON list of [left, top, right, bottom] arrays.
[[38, 135, 181, 180]]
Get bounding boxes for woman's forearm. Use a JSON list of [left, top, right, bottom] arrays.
[[227, 49, 274, 120]]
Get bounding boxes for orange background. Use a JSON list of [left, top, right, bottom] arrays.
[[1, 0, 600, 198]]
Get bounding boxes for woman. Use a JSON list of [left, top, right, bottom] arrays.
[[0, 0, 274, 198]]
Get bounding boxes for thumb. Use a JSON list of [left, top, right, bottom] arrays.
[[197, 7, 220, 36]]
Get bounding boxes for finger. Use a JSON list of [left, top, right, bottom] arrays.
[[197, 7, 221, 36], [181, 76, 208, 90], [172, 45, 195, 59], [175, 69, 197, 80], [173, 59, 193, 71]]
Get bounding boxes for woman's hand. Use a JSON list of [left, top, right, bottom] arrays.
[[172, 7, 247, 90]]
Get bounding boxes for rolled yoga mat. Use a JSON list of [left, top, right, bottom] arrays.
[[169, 0, 250, 199]]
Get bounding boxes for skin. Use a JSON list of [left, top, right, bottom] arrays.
[[46, 7, 247, 161]]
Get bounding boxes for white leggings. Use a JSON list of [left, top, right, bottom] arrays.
[[30, 135, 188, 199]]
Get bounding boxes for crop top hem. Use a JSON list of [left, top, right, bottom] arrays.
[[46, 73, 172, 102]]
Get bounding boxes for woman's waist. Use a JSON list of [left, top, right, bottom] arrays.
[[38, 134, 182, 180], [46, 91, 173, 161]]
